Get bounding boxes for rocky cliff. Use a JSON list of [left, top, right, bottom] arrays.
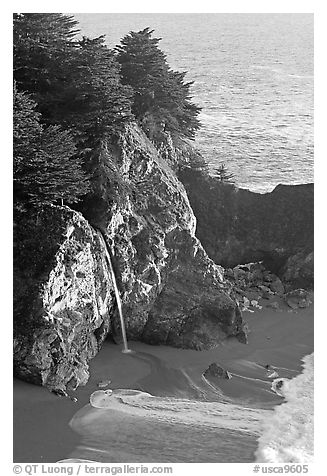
[[13, 207, 114, 390], [180, 169, 313, 289], [14, 125, 246, 391]]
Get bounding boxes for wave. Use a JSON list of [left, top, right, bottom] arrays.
[[255, 353, 314, 463]]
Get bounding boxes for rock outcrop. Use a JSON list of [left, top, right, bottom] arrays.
[[80, 126, 245, 348], [142, 230, 245, 349], [14, 125, 247, 391], [281, 251, 314, 289], [284, 289, 312, 309], [180, 170, 313, 289], [203, 363, 232, 380], [13, 207, 114, 390], [223, 262, 289, 311]]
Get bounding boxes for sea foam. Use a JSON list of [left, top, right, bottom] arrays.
[[255, 353, 314, 463]]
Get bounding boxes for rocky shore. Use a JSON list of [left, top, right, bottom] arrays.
[[180, 168, 313, 289], [223, 262, 312, 313]]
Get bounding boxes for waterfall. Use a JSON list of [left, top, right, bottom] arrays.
[[97, 230, 132, 354]]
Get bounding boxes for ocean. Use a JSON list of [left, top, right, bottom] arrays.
[[73, 13, 314, 192]]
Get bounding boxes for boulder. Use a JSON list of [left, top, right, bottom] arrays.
[[269, 278, 285, 295], [224, 268, 234, 279], [263, 270, 274, 282], [284, 289, 312, 309], [281, 251, 314, 289], [233, 267, 248, 280], [250, 300, 262, 309], [258, 285, 274, 299], [203, 363, 232, 380], [243, 288, 262, 302], [243, 297, 250, 308]]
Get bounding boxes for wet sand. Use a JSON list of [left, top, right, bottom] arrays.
[[13, 296, 313, 462]]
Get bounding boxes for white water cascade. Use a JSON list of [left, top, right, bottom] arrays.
[[98, 231, 132, 354]]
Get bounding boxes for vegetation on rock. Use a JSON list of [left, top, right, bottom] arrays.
[[116, 27, 201, 141], [13, 14, 133, 145], [13, 84, 90, 212], [13, 15, 205, 214], [212, 162, 235, 183]]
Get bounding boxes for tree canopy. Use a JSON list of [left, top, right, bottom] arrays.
[[13, 13, 135, 213], [13, 15, 204, 213], [13, 84, 90, 212], [116, 27, 201, 141], [13, 13, 133, 148], [212, 163, 235, 183]]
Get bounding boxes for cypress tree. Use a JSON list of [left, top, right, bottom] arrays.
[[13, 85, 90, 212], [13, 13, 79, 106], [61, 35, 134, 147], [116, 27, 201, 140], [212, 163, 235, 183], [13, 13, 133, 148]]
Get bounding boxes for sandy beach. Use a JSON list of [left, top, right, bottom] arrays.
[[13, 295, 313, 463]]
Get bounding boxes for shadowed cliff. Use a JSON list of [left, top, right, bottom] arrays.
[[179, 168, 313, 289]]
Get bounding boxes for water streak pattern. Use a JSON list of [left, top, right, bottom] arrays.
[[65, 350, 313, 463]]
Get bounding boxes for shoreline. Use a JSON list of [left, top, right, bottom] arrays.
[[13, 296, 313, 463]]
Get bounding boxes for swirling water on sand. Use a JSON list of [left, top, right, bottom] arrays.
[[66, 370, 268, 462], [63, 352, 313, 463], [74, 13, 313, 192]]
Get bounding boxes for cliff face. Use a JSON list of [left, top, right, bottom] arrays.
[[13, 207, 114, 390], [14, 125, 246, 391], [86, 127, 245, 347], [180, 169, 313, 289]]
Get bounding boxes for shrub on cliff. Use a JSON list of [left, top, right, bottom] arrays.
[[116, 27, 201, 141], [13, 85, 90, 212], [212, 163, 235, 183]]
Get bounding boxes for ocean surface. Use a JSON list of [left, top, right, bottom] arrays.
[[73, 13, 314, 192], [60, 351, 313, 463]]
